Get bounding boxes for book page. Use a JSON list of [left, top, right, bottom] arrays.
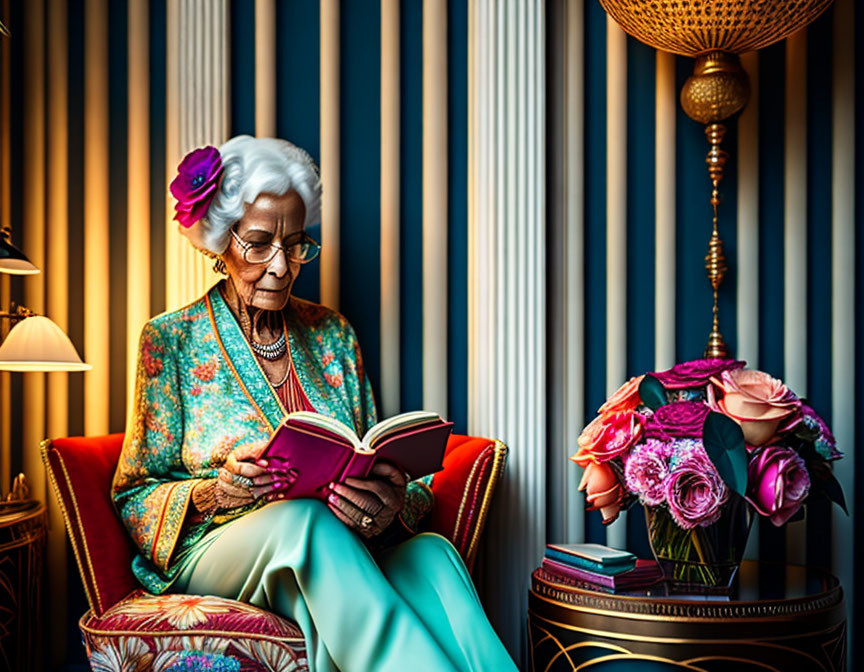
[[362, 410, 442, 449], [283, 411, 361, 451]]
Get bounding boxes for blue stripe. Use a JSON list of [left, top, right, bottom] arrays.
[[230, 0, 255, 137], [674, 56, 715, 363], [340, 0, 382, 402], [625, 35, 656, 560], [757, 42, 787, 565], [584, 0, 608, 545], [399, 0, 423, 414], [276, 0, 321, 304], [805, 12, 835, 571], [149, 0, 167, 317], [447, 0, 468, 434], [108, 0, 128, 433]]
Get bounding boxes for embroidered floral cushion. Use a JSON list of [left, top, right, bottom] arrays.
[[80, 590, 307, 672], [427, 436, 508, 571]]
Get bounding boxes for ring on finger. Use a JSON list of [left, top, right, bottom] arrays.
[[360, 514, 373, 530], [231, 473, 253, 489]]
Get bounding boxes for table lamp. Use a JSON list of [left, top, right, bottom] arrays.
[[0, 226, 90, 372]]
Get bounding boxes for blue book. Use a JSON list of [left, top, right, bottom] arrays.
[[545, 543, 637, 576]]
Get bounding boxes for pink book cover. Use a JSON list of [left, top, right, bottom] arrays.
[[541, 557, 663, 590], [260, 414, 453, 501]]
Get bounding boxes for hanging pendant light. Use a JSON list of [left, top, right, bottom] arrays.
[[598, 0, 834, 357]]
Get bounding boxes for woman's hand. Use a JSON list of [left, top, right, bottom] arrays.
[[216, 440, 298, 509], [327, 462, 408, 538]]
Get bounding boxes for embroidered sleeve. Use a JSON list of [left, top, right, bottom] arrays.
[[111, 321, 205, 574]]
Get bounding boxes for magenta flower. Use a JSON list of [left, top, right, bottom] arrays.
[[747, 445, 811, 526], [664, 442, 729, 529], [625, 439, 672, 505], [644, 401, 710, 440], [170, 146, 224, 228], [653, 358, 745, 390]]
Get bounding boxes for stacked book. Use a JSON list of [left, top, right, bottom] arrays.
[[542, 543, 663, 593]]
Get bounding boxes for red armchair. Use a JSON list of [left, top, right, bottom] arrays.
[[42, 433, 506, 671]]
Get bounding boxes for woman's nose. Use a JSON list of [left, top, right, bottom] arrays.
[[267, 247, 290, 277]]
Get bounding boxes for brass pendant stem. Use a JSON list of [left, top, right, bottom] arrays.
[[704, 123, 729, 359]]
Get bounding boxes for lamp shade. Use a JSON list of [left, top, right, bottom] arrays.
[[0, 229, 39, 275], [0, 315, 90, 371], [598, 0, 834, 56]]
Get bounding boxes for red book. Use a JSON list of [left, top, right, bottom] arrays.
[[260, 410, 453, 500]]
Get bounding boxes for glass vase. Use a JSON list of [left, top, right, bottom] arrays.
[[645, 494, 752, 594]]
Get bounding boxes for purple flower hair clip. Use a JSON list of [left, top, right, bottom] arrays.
[[169, 145, 224, 228]]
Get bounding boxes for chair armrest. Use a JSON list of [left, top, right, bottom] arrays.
[[427, 435, 507, 571]]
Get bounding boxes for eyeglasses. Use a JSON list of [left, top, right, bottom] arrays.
[[230, 228, 321, 265]]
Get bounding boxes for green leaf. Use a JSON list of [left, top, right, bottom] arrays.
[[638, 374, 667, 411], [702, 412, 748, 498]]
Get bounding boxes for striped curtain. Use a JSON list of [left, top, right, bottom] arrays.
[[0, 1, 859, 669]]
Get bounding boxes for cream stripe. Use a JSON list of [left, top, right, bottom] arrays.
[[831, 0, 855, 657], [23, 0, 47, 492], [165, 0, 179, 312], [783, 32, 807, 396], [380, 0, 400, 418], [422, 0, 448, 417], [320, 0, 340, 309], [166, 0, 226, 311], [783, 31, 808, 566], [605, 17, 627, 550], [654, 51, 675, 371], [737, 51, 760, 562], [255, 0, 277, 138], [0, 0, 11, 494], [46, 0, 69, 662], [564, 0, 585, 542], [84, 0, 110, 436], [737, 53, 759, 369], [127, 0, 150, 418]]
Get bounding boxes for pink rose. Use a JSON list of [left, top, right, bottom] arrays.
[[653, 358, 745, 390], [664, 442, 729, 529], [747, 445, 810, 526], [643, 401, 710, 440], [708, 369, 801, 446], [598, 375, 644, 414], [572, 412, 643, 467], [578, 462, 626, 524]]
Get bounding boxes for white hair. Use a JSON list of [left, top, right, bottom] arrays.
[[180, 136, 321, 255]]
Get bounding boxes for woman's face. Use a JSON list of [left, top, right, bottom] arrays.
[[221, 190, 306, 311]]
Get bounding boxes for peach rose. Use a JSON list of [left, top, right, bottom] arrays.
[[579, 462, 625, 524], [598, 375, 644, 414], [708, 369, 801, 446], [572, 412, 643, 467]]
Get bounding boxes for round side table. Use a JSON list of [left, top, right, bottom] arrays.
[[0, 500, 47, 672], [528, 560, 846, 671]]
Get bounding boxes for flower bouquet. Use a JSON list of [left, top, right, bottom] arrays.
[[571, 359, 845, 592]]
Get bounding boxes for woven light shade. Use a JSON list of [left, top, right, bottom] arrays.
[[598, 0, 835, 57]]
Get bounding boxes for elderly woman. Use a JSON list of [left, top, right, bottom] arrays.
[[111, 136, 516, 672]]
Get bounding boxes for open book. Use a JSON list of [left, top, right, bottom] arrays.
[[259, 410, 454, 500]]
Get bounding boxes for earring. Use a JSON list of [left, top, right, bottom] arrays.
[[213, 257, 228, 276]]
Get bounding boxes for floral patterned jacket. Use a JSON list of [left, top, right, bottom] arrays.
[[112, 281, 433, 594]]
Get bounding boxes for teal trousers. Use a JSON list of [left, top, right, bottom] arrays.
[[173, 499, 518, 672]]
